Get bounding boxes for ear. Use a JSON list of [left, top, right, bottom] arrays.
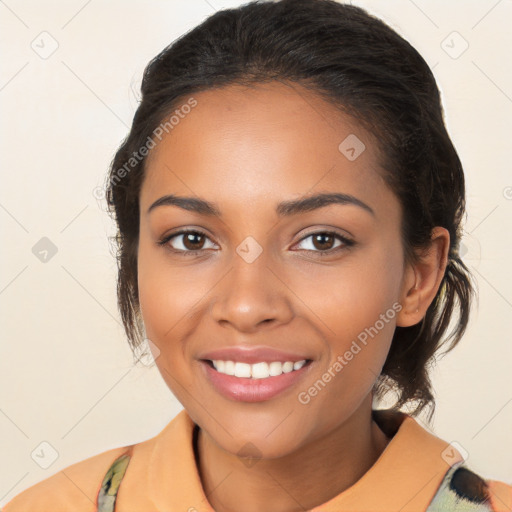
[[396, 227, 450, 327]]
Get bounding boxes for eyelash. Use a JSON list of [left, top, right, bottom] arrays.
[[157, 228, 355, 257]]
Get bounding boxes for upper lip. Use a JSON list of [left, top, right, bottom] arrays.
[[198, 345, 312, 364]]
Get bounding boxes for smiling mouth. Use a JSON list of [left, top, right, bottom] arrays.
[[202, 359, 313, 379]]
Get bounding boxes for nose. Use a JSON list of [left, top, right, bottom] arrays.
[[210, 250, 294, 333]]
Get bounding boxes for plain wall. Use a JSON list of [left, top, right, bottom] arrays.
[[1, 0, 511, 505]]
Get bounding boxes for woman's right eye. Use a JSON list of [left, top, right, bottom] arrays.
[[158, 230, 218, 255]]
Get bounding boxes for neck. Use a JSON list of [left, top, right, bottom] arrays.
[[196, 396, 390, 512]]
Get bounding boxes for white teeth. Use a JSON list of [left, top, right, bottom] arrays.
[[234, 362, 252, 378], [282, 361, 294, 373], [210, 359, 308, 378], [251, 362, 270, 379], [224, 360, 235, 375], [293, 360, 306, 370], [269, 361, 283, 376]]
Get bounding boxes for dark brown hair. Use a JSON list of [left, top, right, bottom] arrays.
[[105, 0, 474, 421]]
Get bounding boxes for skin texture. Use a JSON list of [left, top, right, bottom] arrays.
[[137, 81, 449, 512]]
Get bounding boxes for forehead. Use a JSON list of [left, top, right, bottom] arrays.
[[141, 81, 394, 219]]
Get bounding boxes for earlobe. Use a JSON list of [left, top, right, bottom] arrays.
[[396, 227, 450, 327]]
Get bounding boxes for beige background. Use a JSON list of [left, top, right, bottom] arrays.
[[1, 0, 511, 505]]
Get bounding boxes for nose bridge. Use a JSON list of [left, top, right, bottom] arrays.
[[211, 239, 293, 331]]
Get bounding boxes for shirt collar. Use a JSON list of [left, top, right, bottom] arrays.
[[146, 408, 462, 511]]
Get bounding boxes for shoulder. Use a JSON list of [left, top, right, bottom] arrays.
[[373, 409, 512, 512], [2, 411, 193, 512], [2, 445, 132, 512], [427, 462, 512, 512]]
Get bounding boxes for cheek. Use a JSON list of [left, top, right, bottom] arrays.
[[137, 244, 207, 403], [294, 242, 403, 343], [137, 236, 212, 341], [293, 299, 397, 438], [291, 246, 402, 410]]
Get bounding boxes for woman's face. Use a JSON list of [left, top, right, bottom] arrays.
[[138, 81, 415, 458]]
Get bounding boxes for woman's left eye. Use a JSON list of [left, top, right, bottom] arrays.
[[293, 231, 354, 253]]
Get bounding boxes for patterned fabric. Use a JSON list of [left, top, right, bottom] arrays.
[[96, 451, 132, 512], [95, 450, 499, 511], [426, 461, 496, 511]]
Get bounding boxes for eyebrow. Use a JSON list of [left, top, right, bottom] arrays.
[[147, 192, 375, 217]]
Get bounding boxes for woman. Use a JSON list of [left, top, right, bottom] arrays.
[[4, 0, 511, 510]]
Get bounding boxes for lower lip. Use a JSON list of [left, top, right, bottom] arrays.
[[200, 361, 312, 402]]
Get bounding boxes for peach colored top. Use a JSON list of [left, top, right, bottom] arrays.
[[3, 408, 511, 512]]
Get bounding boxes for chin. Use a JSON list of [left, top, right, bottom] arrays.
[[199, 410, 309, 459], [228, 434, 303, 461]]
